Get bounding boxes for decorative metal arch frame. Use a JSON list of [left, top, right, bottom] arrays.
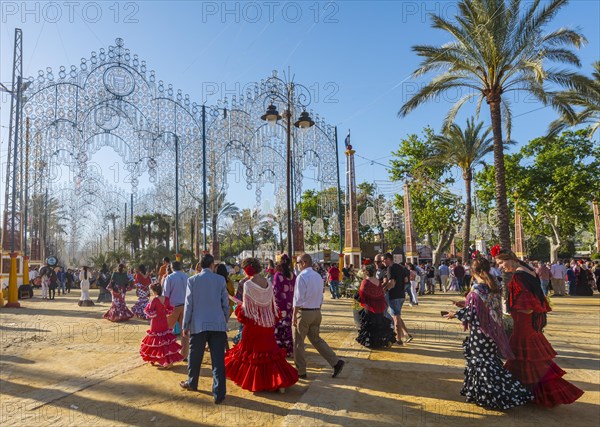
[[20, 38, 341, 261]]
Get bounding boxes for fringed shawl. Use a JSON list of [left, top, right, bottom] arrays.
[[358, 279, 388, 314], [508, 271, 550, 332], [242, 279, 278, 328], [464, 283, 514, 359]]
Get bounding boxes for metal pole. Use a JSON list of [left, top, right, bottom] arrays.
[[124, 202, 127, 251], [286, 89, 293, 257], [23, 117, 30, 256], [202, 105, 207, 251], [130, 193, 133, 225], [43, 187, 48, 258], [10, 76, 22, 255], [334, 127, 344, 255], [175, 135, 179, 255]]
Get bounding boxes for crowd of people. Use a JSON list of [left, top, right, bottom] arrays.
[[21, 249, 598, 409]]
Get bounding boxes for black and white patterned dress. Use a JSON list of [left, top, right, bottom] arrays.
[[456, 306, 533, 409]]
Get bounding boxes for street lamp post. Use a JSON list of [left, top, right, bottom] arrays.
[[260, 78, 315, 258]]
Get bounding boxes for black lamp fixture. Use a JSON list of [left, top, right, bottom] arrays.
[[294, 110, 315, 129], [261, 104, 282, 122]]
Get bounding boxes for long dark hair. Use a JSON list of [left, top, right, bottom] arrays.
[[275, 254, 292, 278], [471, 258, 500, 293], [496, 252, 547, 331], [216, 264, 229, 282]]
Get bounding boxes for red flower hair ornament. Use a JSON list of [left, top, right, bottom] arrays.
[[490, 244, 501, 258]]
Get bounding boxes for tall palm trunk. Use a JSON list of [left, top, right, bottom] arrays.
[[211, 212, 220, 259], [462, 170, 472, 262], [488, 98, 511, 251]]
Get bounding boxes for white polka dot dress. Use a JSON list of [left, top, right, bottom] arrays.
[[456, 306, 533, 409]]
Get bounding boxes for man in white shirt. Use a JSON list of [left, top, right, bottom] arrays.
[[550, 260, 567, 296], [293, 253, 345, 379]]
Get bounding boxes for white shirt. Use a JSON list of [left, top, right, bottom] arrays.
[[550, 263, 567, 280], [293, 267, 324, 309], [29, 270, 39, 281]]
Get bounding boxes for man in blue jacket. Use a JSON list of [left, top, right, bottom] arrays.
[[179, 253, 230, 404]]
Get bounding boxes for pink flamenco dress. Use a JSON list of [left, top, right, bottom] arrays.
[[102, 285, 134, 322], [225, 279, 298, 392], [139, 297, 183, 367]]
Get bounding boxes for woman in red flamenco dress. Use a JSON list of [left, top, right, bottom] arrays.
[[140, 283, 184, 368], [496, 251, 584, 407], [225, 258, 298, 393]]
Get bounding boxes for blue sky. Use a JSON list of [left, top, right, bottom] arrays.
[[1, 0, 599, 213]]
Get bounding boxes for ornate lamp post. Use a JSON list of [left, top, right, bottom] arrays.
[[260, 76, 315, 258]]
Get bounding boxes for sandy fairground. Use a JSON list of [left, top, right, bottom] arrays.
[[1, 287, 598, 426]]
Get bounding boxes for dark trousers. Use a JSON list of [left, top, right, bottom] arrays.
[[188, 331, 227, 400]]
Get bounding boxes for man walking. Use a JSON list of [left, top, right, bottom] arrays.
[[293, 253, 345, 379], [180, 254, 230, 404], [550, 260, 567, 296], [536, 261, 551, 296], [382, 253, 412, 344], [453, 261, 466, 292], [439, 262, 450, 292], [164, 261, 190, 360], [327, 263, 340, 299]]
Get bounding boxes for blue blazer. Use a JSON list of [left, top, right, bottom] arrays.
[[183, 269, 230, 334]]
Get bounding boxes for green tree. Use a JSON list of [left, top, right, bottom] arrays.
[[390, 129, 461, 265], [549, 61, 600, 138], [399, 0, 587, 252], [238, 209, 266, 257], [208, 191, 239, 260], [123, 223, 141, 253], [429, 118, 495, 261], [475, 130, 600, 261]]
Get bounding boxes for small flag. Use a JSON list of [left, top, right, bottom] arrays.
[[344, 130, 351, 149]]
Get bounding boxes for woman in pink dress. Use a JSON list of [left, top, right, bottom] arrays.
[[272, 254, 295, 356], [131, 264, 152, 319], [140, 283, 183, 368]]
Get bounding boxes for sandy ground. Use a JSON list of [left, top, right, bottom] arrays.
[[0, 288, 598, 427]]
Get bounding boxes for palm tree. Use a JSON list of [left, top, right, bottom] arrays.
[[209, 192, 239, 260], [398, 0, 587, 251], [429, 118, 495, 261], [238, 208, 266, 257], [549, 61, 600, 137]]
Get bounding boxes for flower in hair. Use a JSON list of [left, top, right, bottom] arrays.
[[490, 244, 501, 258]]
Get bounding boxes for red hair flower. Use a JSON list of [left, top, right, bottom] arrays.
[[490, 244, 501, 258]]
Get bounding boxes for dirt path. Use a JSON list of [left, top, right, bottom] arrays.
[[1, 289, 598, 426]]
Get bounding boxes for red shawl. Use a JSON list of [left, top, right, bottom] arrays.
[[358, 279, 388, 314]]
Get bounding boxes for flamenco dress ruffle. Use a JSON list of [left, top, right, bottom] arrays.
[[505, 289, 584, 407], [131, 285, 150, 320], [103, 292, 134, 322], [356, 309, 396, 348], [225, 306, 298, 392], [139, 297, 183, 367]]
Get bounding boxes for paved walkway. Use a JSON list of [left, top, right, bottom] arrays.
[[1, 289, 598, 426]]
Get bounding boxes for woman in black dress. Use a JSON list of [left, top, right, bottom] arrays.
[[445, 258, 533, 409]]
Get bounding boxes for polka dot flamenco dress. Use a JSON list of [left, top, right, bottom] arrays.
[[456, 306, 533, 409]]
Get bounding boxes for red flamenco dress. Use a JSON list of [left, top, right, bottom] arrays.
[[225, 279, 298, 392], [140, 296, 183, 367], [504, 271, 584, 407]]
